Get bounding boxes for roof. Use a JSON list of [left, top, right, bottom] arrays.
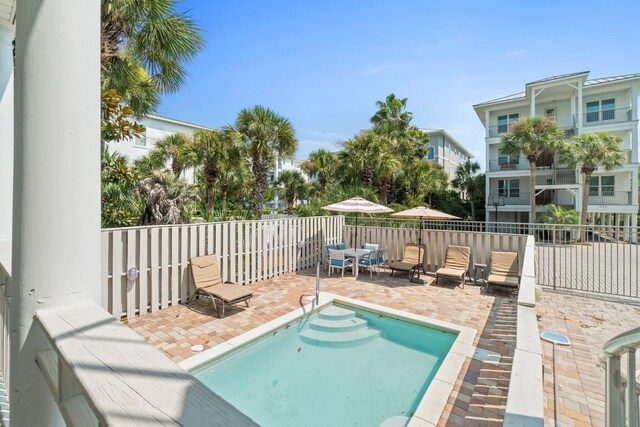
[[526, 71, 589, 86], [474, 72, 640, 108], [144, 114, 213, 131], [421, 128, 474, 158]]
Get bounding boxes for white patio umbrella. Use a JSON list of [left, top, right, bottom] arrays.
[[323, 197, 393, 247], [391, 207, 460, 283]]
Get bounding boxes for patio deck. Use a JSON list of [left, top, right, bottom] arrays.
[[126, 268, 640, 426]]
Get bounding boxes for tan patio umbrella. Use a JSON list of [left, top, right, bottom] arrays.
[[323, 197, 393, 247], [391, 207, 460, 283]]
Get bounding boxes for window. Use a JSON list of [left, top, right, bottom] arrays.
[[132, 136, 147, 148], [498, 155, 519, 170], [427, 146, 435, 160], [498, 179, 520, 198], [586, 99, 615, 123], [497, 113, 520, 133], [590, 176, 615, 196], [545, 108, 556, 120]]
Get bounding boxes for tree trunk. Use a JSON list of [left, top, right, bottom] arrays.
[[580, 172, 592, 241], [380, 178, 388, 205], [469, 192, 476, 221], [529, 160, 537, 223], [287, 197, 294, 213], [172, 159, 182, 178], [206, 175, 215, 210], [221, 186, 229, 213], [251, 157, 268, 219]]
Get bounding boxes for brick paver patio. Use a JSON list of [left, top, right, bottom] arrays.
[[125, 268, 640, 426]]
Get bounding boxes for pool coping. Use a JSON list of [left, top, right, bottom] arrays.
[[179, 292, 477, 427]]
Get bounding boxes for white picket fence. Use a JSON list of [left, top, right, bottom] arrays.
[[345, 225, 529, 273], [102, 216, 344, 319]]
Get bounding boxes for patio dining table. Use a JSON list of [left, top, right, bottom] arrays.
[[342, 248, 372, 279]]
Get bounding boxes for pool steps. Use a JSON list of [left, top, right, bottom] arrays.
[[299, 306, 380, 347]]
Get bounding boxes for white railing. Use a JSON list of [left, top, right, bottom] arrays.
[[601, 327, 640, 427], [0, 240, 10, 423], [102, 216, 344, 319]]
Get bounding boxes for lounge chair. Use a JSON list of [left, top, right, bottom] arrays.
[[487, 251, 520, 292], [328, 249, 353, 278], [435, 245, 471, 288], [188, 255, 253, 318], [389, 244, 425, 276]]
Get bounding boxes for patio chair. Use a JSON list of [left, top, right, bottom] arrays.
[[377, 247, 387, 271], [188, 255, 253, 318], [435, 245, 471, 288], [336, 243, 347, 250], [487, 251, 520, 292], [363, 243, 379, 250], [328, 249, 353, 278], [358, 249, 380, 277], [388, 244, 425, 277], [324, 244, 338, 271]]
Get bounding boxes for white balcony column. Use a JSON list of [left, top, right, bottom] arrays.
[[485, 110, 490, 137], [0, 22, 13, 243], [631, 124, 638, 164], [577, 80, 583, 134], [11, 0, 101, 425], [623, 214, 631, 242], [530, 90, 536, 117], [571, 95, 576, 126], [633, 168, 639, 206], [632, 85, 638, 121]]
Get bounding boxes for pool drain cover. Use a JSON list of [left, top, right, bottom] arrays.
[[472, 348, 501, 365]]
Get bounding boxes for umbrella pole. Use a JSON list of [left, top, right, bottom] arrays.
[[411, 216, 425, 285], [354, 212, 358, 248]]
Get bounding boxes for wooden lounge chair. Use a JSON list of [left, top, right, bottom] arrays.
[[487, 251, 520, 292], [188, 255, 253, 318], [435, 245, 471, 288], [389, 244, 425, 276]]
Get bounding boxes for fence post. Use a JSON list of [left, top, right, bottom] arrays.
[[552, 224, 557, 290]]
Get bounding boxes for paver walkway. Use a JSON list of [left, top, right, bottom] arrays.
[[125, 268, 640, 426]]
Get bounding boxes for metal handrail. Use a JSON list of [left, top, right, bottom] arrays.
[[600, 326, 640, 360]]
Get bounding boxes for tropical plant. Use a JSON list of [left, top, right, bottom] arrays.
[[101, 0, 205, 114], [452, 160, 482, 220], [370, 93, 412, 132], [399, 161, 448, 207], [101, 149, 142, 227], [275, 170, 307, 212], [138, 132, 195, 178], [301, 149, 335, 194], [499, 116, 565, 223], [100, 89, 145, 148], [537, 204, 579, 225], [190, 128, 245, 211], [559, 132, 625, 237], [235, 106, 298, 219], [136, 171, 199, 225]]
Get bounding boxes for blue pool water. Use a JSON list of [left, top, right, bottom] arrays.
[[193, 304, 456, 427]]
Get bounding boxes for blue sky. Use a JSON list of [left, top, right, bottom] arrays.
[[159, 0, 640, 169]]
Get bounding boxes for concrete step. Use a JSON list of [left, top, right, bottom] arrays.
[[299, 327, 380, 348], [309, 317, 367, 333], [317, 305, 356, 321]]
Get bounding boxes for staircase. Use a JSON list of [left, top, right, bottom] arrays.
[[299, 306, 380, 348]]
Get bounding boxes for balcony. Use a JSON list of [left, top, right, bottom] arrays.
[[488, 157, 528, 172], [487, 123, 577, 139], [583, 107, 633, 127], [588, 191, 633, 205], [535, 169, 577, 185], [487, 192, 530, 205]]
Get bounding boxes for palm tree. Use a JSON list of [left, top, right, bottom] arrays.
[[136, 171, 199, 225], [499, 116, 565, 223], [235, 106, 298, 219], [141, 133, 195, 178], [101, 0, 205, 114], [190, 128, 244, 211], [401, 161, 448, 206], [559, 133, 625, 237], [275, 171, 307, 212], [452, 160, 481, 220], [372, 134, 401, 205], [301, 149, 335, 194], [371, 93, 413, 132]]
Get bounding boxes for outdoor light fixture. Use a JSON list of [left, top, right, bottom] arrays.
[[126, 267, 139, 282]]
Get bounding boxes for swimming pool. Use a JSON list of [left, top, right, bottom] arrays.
[[183, 294, 475, 427]]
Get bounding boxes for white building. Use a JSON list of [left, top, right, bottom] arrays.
[[473, 71, 639, 234], [421, 128, 474, 185], [107, 115, 309, 193]]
